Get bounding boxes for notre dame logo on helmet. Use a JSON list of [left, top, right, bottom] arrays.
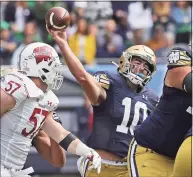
[[167, 50, 180, 64], [167, 48, 191, 66]]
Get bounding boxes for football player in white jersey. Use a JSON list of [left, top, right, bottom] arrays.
[[0, 42, 101, 177], [1, 68, 66, 168]]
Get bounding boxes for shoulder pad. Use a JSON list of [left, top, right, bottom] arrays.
[[1, 73, 28, 108], [38, 90, 59, 112], [167, 48, 191, 69], [14, 72, 44, 99], [93, 71, 110, 90], [1, 72, 44, 109], [1, 72, 44, 99]]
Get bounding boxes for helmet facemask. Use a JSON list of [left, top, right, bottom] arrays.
[[37, 59, 63, 90]]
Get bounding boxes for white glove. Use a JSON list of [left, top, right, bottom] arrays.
[[77, 156, 89, 177], [86, 148, 101, 174], [76, 143, 101, 174], [11, 167, 34, 177]]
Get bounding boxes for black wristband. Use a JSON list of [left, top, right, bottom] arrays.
[[59, 133, 77, 151], [182, 71, 192, 93]]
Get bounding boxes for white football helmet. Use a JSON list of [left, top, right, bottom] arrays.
[[118, 45, 157, 87], [17, 42, 63, 90]]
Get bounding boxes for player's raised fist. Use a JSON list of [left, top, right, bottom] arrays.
[[45, 7, 70, 31]]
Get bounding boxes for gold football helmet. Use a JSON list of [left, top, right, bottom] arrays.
[[118, 45, 156, 87]]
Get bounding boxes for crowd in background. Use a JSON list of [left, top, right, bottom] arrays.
[[0, 1, 192, 66]]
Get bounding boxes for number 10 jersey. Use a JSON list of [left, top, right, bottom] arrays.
[[87, 71, 159, 157], [1, 72, 59, 170]]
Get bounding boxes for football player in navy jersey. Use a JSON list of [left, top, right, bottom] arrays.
[[47, 28, 159, 177], [170, 44, 192, 177], [127, 47, 192, 177]]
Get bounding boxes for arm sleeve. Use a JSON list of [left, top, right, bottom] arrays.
[[93, 71, 111, 90]]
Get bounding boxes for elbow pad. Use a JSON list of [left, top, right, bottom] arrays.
[[182, 71, 192, 93]]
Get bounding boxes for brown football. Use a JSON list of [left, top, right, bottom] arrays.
[[45, 7, 70, 31]]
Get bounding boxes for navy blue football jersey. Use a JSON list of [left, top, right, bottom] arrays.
[[134, 48, 192, 158], [86, 71, 159, 157]]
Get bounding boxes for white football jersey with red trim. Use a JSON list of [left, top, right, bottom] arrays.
[[1, 71, 59, 170]]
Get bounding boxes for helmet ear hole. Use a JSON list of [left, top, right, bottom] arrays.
[[41, 75, 46, 81], [48, 61, 53, 66], [42, 68, 49, 73]]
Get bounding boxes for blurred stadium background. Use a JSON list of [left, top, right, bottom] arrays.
[[0, 1, 192, 177]]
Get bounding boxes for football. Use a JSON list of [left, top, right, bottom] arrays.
[[45, 7, 70, 31]]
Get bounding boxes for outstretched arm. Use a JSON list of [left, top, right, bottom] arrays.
[[33, 111, 66, 168], [47, 27, 106, 106], [33, 130, 66, 168], [42, 112, 101, 174]]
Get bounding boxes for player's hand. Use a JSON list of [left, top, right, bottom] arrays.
[[85, 148, 101, 174], [46, 25, 67, 46]]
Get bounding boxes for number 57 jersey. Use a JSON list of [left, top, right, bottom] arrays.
[[87, 71, 159, 157], [0, 72, 59, 170]]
